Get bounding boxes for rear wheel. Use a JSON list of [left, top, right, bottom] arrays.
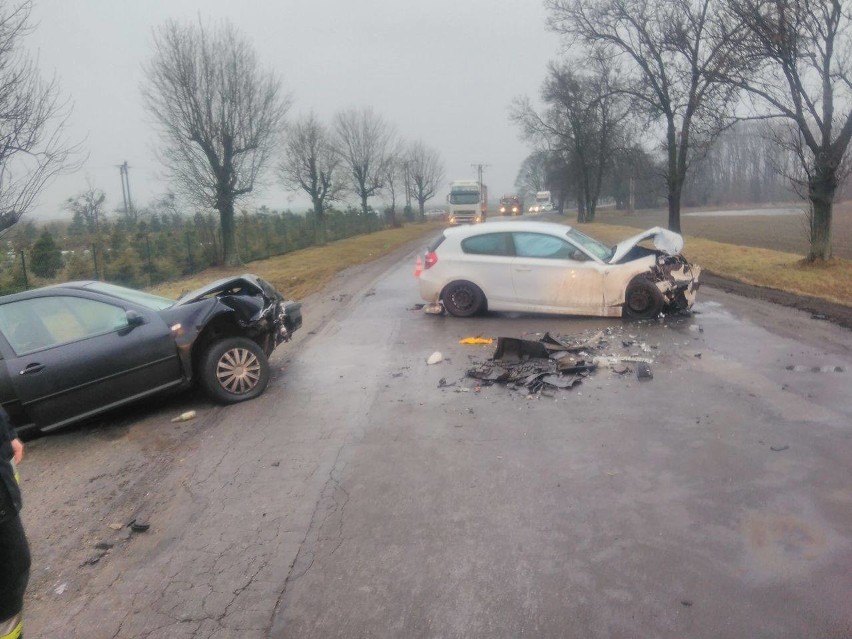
[[623, 278, 664, 320], [200, 337, 270, 403], [442, 281, 486, 317]]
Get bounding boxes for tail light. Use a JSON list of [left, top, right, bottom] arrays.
[[424, 251, 438, 269]]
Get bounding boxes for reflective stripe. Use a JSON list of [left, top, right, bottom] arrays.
[[0, 615, 22, 639]]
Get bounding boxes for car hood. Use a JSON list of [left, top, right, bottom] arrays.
[[609, 227, 684, 264], [174, 274, 282, 306]]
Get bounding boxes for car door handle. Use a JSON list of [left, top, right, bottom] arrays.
[[19, 363, 45, 375], [514, 267, 532, 272]]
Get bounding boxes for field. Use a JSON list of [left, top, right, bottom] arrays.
[[592, 199, 852, 259]]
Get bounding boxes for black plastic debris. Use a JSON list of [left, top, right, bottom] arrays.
[[493, 337, 550, 361], [636, 362, 653, 381]]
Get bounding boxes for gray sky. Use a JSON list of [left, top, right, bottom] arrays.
[[28, 0, 559, 219]]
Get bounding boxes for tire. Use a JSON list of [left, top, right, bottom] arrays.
[[623, 278, 664, 320], [442, 281, 486, 317], [200, 337, 271, 403]]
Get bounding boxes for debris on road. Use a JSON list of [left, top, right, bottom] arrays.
[[770, 445, 789, 452], [459, 337, 493, 345], [170, 410, 197, 423], [129, 513, 151, 532], [108, 523, 123, 531], [438, 324, 685, 397], [426, 351, 443, 365]]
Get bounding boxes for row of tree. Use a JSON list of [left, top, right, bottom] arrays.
[[0, 200, 395, 295], [513, 0, 852, 261], [0, 3, 446, 273], [143, 20, 444, 264]]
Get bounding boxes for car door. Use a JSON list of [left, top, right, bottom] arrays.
[[0, 293, 183, 430], [457, 232, 516, 305], [510, 232, 607, 312]]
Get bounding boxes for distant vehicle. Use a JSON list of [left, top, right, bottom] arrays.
[[425, 208, 446, 219], [0, 275, 302, 436], [447, 180, 487, 225], [416, 221, 701, 319], [498, 195, 523, 216], [529, 191, 553, 214]]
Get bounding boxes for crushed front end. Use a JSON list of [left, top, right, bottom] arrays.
[[649, 255, 702, 313]]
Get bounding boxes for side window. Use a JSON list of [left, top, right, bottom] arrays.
[[513, 233, 576, 259], [461, 233, 511, 256], [0, 297, 128, 355]]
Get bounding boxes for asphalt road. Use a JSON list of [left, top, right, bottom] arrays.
[[19, 240, 852, 638]]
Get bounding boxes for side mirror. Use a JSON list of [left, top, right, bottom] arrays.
[[126, 310, 146, 327]]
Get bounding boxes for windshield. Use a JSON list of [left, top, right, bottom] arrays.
[[84, 282, 176, 310], [535, 195, 550, 203], [449, 192, 481, 205], [565, 228, 613, 261]]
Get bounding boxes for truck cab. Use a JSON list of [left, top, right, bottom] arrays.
[[499, 195, 523, 216], [447, 180, 487, 225]]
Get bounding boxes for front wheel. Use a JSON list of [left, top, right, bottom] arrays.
[[623, 278, 664, 320], [200, 337, 271, 403]]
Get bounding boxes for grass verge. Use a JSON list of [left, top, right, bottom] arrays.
[[150, 218, 850, 310], [151, 222, 443, 300], [581, 222, 852, 307]]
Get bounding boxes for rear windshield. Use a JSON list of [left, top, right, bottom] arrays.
[[427, 234, 446, 253]]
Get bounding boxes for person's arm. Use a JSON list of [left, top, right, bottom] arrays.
[[11, 438, 23, 464]]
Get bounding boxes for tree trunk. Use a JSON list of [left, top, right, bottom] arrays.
[[360, 194, 373, 234], [807, 166, 836, 261], [666, 121, 683, 233], [219, 198, 240, 266], [576, 195, 587, 223], [418, 200, 425, 221], [313, 199, 326, 245]]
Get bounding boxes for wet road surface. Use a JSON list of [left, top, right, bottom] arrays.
[[21, 244, 852, 638]]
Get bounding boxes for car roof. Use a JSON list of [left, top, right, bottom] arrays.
[[443, 220, 574, 240]]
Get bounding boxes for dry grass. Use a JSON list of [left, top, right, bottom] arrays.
[[581, 222, 852, 307], [150, 222, 443, 300]]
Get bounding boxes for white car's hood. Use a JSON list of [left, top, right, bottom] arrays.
[[609, 227, 684, 264]]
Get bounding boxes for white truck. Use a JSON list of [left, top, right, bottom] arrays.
[[447, 180, 487, 225], [529, 190, 553, 214]]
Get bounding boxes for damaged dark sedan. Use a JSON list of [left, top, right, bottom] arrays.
[[0, 274, 302, 435]]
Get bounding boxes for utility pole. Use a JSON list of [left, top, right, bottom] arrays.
[[471, 163, 490, 214], [118, 161, 134, 215], [118, 164, 129, 214]]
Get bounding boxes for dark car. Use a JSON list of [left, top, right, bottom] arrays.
[[0, 274, 302, 436]]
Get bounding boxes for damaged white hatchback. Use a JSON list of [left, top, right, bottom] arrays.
[[416, 221, 701, 319]]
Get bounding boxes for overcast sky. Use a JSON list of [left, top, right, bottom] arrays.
[[27, 0, 560, 220]]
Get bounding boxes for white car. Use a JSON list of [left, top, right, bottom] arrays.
[[416, 221, 701, 319]]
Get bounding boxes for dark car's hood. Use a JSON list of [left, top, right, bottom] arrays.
[[174, 274, 282, 306]]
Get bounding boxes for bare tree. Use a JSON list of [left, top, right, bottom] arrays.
[[547, 0, 742, 231], [279, 112, 344, 244], [334, 107, 396, 216], [512, 58, 629, 222], [0, 0, 80, 236], [718, 0, 852, 261], [142, 19, 290, 266], [406, 141, 444, 219]]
